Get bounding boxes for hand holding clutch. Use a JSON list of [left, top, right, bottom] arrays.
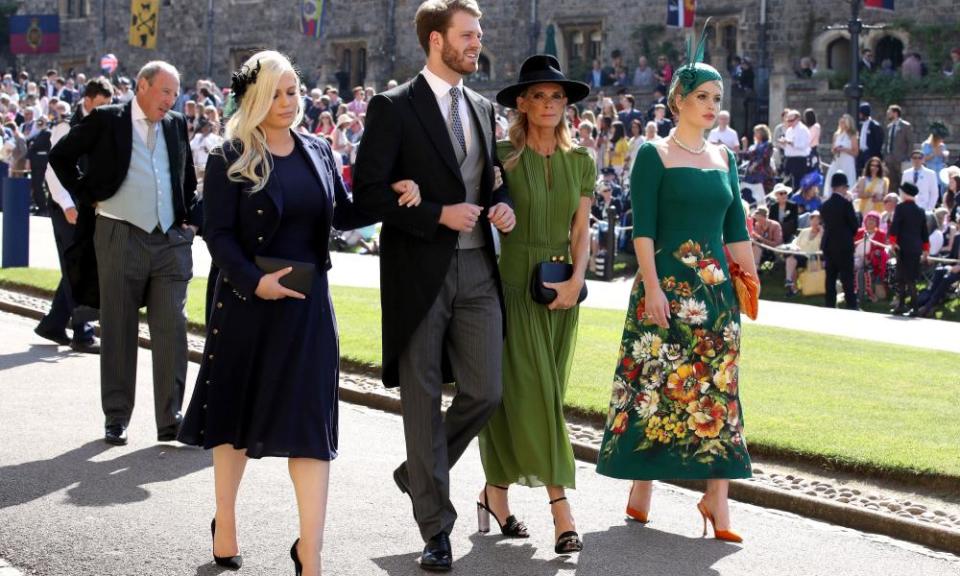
[[531, 262, 587, 307], [728, 261, 760, 320], [254, 256, 314, 299]]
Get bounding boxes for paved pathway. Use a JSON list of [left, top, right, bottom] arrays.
[[0, 310, 958, 575], [5, 215, 959, 353]]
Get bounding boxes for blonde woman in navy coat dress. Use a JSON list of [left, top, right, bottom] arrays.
[[178, 51, 418, 576]]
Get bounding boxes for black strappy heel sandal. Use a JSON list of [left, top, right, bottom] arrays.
[[549, 496, 583, 555], [477, 484, 529, 538], [211, 518, 243, 570]]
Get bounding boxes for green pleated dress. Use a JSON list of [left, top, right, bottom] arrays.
[[596, 142, 753, 480], [478, 142, 596, 489]]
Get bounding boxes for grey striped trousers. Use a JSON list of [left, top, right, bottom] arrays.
[[93, 216, 192, 432]]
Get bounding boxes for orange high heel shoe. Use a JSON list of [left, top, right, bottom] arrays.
[[625, 482, 649, 524], [697, 499, 743, 543]]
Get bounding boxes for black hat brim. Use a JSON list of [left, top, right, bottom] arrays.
[[496, 79, 591, 109]]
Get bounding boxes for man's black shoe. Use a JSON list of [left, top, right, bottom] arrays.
[[420, 532, 452, 572], [104, 425, 128, 446], [34, 325, 71, 345], [157, 414, 183, 442], [70, 337, 100, 355]]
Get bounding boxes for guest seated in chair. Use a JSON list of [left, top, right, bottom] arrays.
[[750, 205, 783, 268], [767, 182, 800, 242], [784, 211, 823, 296], [853, 211, 890, 302]]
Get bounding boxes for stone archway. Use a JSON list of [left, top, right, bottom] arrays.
[[827, 37, 852, 72], [812, 30, 851, 72], [873, 35, 906, 70]]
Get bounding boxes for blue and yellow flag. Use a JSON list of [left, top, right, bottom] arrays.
[[300, 0, 327, 39]]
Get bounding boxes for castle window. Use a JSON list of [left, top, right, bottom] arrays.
[[827, 37, 851, 72]]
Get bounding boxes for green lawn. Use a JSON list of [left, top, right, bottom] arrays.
[[3, 267, 958, 479]]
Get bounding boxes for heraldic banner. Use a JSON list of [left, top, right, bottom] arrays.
[[129, 0, 160, 49], [300, 0, 327, 39], [10, 15, 60, 54]]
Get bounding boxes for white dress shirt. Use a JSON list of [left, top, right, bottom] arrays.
[[928, 228, 944, 256], [421, 66, 474, 153], [45, 120, 74, 211], [130, 97, 154, 145], [784, 122, 811, 158], [901, 165, 939, 211], [708, 126, 739, 150], [859, 118, 871, 154]]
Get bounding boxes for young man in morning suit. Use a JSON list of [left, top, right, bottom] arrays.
[[353, 1, 515, 571], [34, 77, 115, 354], [49, 61, 201, 447]]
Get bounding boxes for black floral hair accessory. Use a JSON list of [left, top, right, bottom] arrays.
[[230, 60, 262, 105]]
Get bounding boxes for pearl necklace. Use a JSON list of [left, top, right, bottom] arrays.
[[671, 133, 706, 155]]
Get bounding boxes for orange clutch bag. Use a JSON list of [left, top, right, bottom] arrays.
[[728, 261, 760, 320]]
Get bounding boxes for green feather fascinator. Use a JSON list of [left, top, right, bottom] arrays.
[[671, 18, 722, 97]]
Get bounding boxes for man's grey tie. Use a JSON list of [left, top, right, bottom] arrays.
[[146, 120, 157, 151], [448, 86, 466, 157]]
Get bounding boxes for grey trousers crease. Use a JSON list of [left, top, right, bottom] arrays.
[[93, 216, 192, 430], [398, 249, 503, 541]]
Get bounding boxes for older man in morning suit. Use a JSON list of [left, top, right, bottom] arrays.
[[50, 61, 200, 446], [353, 1, 516, 570]]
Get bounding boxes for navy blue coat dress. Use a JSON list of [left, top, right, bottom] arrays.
[[178, 131, 374, 459]]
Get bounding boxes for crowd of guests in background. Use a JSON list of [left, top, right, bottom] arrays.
[[737, 99, 958, 317], [6, 49, 959, 319], [797, 46, 960, 80]]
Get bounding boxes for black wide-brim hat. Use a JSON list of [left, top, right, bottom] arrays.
[[496, 54, 591, 109]]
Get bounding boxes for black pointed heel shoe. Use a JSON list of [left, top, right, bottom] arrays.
[[210, 518, 243, 570], [290, 538, 303, 576], [549, 497, 583, 555], [476, 484, 529, 538]]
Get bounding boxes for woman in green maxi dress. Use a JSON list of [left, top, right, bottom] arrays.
[[477, 55, 594, 555], [595, 46, 759, 542]]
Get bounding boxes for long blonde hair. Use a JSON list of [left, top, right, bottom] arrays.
[[502, 87, 574, 171], [836, 113, 857, 138], [224, 50, 304, 193]]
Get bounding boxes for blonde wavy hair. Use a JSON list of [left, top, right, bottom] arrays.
[[224, 50, 304, 193], [502, 86, 574, 171]]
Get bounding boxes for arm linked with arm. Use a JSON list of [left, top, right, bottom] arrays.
[[352, 94, 443, 240]]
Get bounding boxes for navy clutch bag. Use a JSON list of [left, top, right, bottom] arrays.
[[530, 261, 587, 305]]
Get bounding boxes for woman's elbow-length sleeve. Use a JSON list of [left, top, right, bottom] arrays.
[[630, 143, 664, 240], [723, 149, 750, 244], [579, 149, 598, 198]]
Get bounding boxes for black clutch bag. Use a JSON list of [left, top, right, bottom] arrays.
[[530, 260, 588, 305], [254, 256, 315, 296]]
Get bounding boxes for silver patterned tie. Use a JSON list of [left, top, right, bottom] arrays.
[[146, 120, 157, 151], [448, 86, 466, 157]]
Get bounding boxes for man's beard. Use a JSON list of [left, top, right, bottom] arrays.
[[440, 41, 478, 76]]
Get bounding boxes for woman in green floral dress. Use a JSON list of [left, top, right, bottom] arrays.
[[477, 55, 594, 555], [595, 41, 759, 542]]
